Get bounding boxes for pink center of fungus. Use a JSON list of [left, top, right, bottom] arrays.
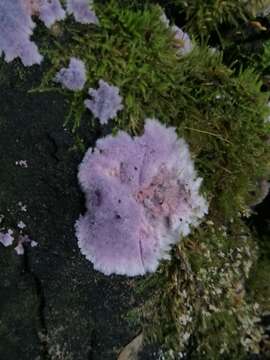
[[135, 166, 186, 219]]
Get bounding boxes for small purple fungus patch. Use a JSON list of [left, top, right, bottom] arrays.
[[14, 234, 37, 255], [160, 12, 192, 56], [17, 221, 26, 229], [0, 230, 14, 247], [172, 25, 193, 56], [84, 80, 124, 125], [14, 242, 24, 255], [66, 0, 99, 25], [55, 57, 87, 91], [38, 0, 66, 28], [0, 0, 43, 66], [75, 119, 208, 276]]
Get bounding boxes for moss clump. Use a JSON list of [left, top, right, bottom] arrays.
[[173, 58, 270, 219], [132, 220, 263, 359], [247, 232, 270, 312], [175, 0, 264, 36], [151, 0, 265, 38], [105, 0, 265, 38]]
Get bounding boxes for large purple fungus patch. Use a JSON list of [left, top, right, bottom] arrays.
[[75, 119, 208, 276]]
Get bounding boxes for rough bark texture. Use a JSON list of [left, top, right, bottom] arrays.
[[0, 67, 148, 360]]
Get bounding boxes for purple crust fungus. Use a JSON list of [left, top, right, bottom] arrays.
[[0, 0, 43, 66], [172, 25, 193, 56], [66, 0, 99, 25], [14, 234, 37, 255], [55, 57, 87, 91], [160, 11, 193, 56], [75, 119, 208, 276], [37, 0, 66, 28], [0, 0, 99, 67], [84, 80, 124, 125], [0, 0, 65, 66], [0, 230, 14, 247]]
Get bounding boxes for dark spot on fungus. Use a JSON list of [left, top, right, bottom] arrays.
[[165, 216, 171, 227], [93, 189, 102, 206]]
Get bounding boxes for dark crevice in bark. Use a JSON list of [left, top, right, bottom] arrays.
[[23, 245, 50, 360], [46, 132, 60, 163], [87, 329, 98, 360]]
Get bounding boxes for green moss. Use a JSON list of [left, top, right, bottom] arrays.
[[132, 221, 263, 358], [248, 259, 270, 311], [174, 60, 270, 219], [103, 0, 265, 38], [247, 233, 270, 312], [173, 0, 264, 37]]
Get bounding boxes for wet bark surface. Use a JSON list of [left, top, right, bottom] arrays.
[[0, 66, 143, 360]]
